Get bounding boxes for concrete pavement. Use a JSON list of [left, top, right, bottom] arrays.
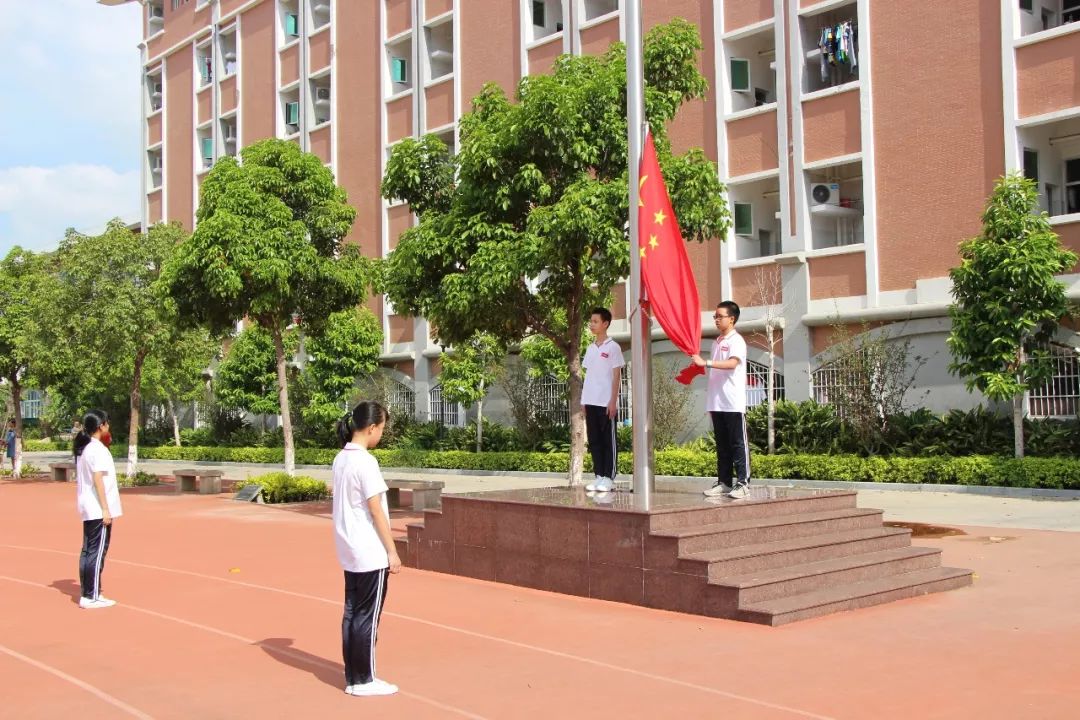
[[25, 450, 1080, 532]]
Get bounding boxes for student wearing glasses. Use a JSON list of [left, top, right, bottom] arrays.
[[691, 301, 751, 499]]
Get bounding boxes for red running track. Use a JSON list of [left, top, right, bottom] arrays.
[[1, 479, 1077, 719]]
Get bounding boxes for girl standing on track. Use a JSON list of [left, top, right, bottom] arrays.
[[74, 410, 122, 609], [332, 401, 402, 697]]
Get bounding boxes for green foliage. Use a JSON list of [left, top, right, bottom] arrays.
[[216, 325, 297, 416], [117, 471, 159, 487], [0, 463, 41, 477], [439, 333, 504, 409], [234, 472, 329, 503], [381, 21, 728, 482], [163, 138, 375, 473], [948, 173, 1077, 456], [0, 247, 49, 442], [651, 359, 694, 449]]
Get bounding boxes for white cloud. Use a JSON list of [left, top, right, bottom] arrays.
[[0, 1, 143, 254], [0, 165, 140, 254]]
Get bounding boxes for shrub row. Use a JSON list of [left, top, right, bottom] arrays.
[[93, 445, 1080, 490]]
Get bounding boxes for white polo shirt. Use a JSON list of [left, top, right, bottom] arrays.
[[76, 438, 123, 521], [582, 337, 625, 407], [332, 443, 391, 573], [706, 330, 748, 413]]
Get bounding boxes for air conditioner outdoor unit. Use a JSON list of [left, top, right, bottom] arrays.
[[223, 125, 237, 142], [149, 5, 164, 19], [811, 182, 840, 206], [315, 87, 331, 102], [151, 82, 162, 96], [151, 158, 163, 172]]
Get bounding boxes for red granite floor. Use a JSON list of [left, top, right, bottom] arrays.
[[1, 478, 1076, 719]]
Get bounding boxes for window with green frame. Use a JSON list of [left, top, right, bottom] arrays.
[[391, 57, 409, 84], [285, 13, 299, 37], [1023, 148, 1038, 183], [730, 58, 750, 93], [734, 202, 753, 236], [285, 101, 299, 126], [1019, 0, 1033, 12], [200, 136, 213, 162]]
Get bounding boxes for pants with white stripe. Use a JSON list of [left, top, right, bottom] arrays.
[[79, 519, 113, 600], [342, 568, 389, 686], [710, 411, 750, 487], [584, 404, 617, 480]]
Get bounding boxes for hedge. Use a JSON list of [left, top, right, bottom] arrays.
[[70, 445, 1080, 489], [234, 472, 329, 504]]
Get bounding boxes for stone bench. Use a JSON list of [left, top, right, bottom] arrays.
[[386, 479, 444, 511], [174, 468, 224, 494], [50, 462, 77, 482]]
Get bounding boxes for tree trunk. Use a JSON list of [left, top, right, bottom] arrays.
[[476, 384, 484, 453], [1013, 347, 1026, 459], [11, 379, 23, 479], [272, 325, 296, 475], [127, 350, 148, 478], [168, 396, 181, 447], [566, 345, 586, 487], [766, 325, 776, 455]]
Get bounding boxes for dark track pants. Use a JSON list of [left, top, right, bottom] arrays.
[[79, 519, 113, 600], [342, 568, 390, 686], [585, 404, 617, 480], [710, 411, 750, 487]]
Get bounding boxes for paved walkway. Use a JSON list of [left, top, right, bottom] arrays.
[[25, 451, 1080, 532]]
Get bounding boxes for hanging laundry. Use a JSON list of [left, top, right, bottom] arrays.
[[817, 20, 858, 82]]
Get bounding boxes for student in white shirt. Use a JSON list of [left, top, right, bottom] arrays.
[[582, 308, 625, 494], [692, 301, 752, 499], [74, 410, 123, 609], [332, 401, 402, 697]]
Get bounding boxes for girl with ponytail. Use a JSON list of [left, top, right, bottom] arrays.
[[330, 401, 401, 697], [73, 410, 123, 609]]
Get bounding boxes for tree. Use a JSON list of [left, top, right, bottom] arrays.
[[381, 20, 729, 484], [301, 307, 383, 434], [216, 325, 296, 420], [747, 267, 791, 454], [439, 333, 505, 451], [36, 220, 189, 476], [948, 173, 1077, 458], [0, 247, 49, 476], [144, 327, 219, 446], [163, 139, 374, 474]]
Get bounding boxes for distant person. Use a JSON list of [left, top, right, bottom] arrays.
[[3, 419, 15, 471], [692, 301, 751, 499], [74, 410, 122, 608], [332, 401, 401, 697], [582, 307, 625, 494]]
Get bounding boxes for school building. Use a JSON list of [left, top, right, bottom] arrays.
[[101, 0, 1080, 430]]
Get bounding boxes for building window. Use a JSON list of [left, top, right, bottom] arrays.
[[1066, 158, 1080, 214], [1023, 148, 1039, 184], [730, 58, 750, 93], [1019, 0, 1033, 11], [733, 202, 753, 237], [429, 385, 461, 426], [389, 380, 416, 420], [746, 360, 784, 408], [1028, 343, 1080, 418]]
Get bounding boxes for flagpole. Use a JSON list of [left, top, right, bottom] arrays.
[[626, 0, 654, 509]]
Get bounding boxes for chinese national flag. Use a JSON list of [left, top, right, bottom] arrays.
[[638, 131, 704, 385]]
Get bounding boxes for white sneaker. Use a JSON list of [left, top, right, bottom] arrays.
[[594, 477, 614, 493], [348, 679, 399, 696], [585, 480, 599, 492], [79, 597, 116, 609], [703, 483, 729, 497], [728, 482, 751, 500]]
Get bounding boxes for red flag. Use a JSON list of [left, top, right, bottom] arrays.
[[638, 131, 704, 384]]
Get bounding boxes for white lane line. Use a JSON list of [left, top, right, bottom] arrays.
[[0, 642, 155, 720], [1, 544, 837, 720], [0, 574, 486, 720]]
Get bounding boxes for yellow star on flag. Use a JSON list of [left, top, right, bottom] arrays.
[[649, 234, 659, 250], [640, 246, 647, 259], [639, 176, 648, 207], [654, 209, 667, 226]]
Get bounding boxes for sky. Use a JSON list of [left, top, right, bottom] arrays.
[[0, 0, 143, 255]]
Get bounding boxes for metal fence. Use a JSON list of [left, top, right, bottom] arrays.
[[1028, 344, 1080, 418], [428, 384, 462, 427], [389, 379, 416, 420], [746, 360, 784, 408], [535, 369, 632, 426], [810, 353, 867, 409]]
